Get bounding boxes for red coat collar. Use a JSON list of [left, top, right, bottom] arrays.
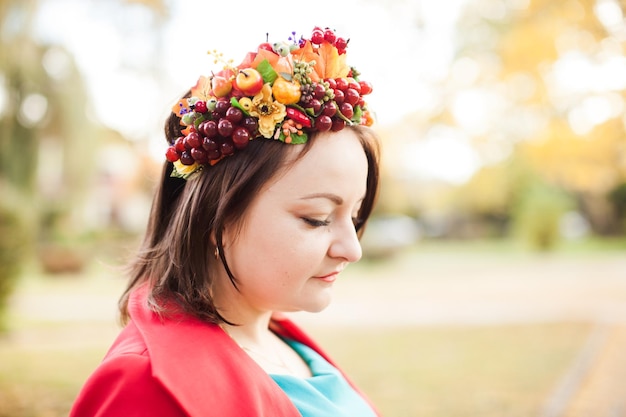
[[127, 285, 301, 416]]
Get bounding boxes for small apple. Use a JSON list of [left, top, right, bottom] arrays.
[[211, 75, 233, 97], [234, 68, 264, 96]]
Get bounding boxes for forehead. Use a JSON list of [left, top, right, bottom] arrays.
[[269, 129, 369, 196]]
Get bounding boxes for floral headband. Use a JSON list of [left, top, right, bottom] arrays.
[[165, 27, 374, 179]]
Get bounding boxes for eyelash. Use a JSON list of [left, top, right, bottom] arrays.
[[302, 217, 330, 228], [302, 217, 362, 229]]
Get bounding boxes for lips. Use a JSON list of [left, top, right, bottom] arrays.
[[314, 271, 340, 283]]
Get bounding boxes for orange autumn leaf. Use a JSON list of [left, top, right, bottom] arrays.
[[317, 42, 349, 78], [251, 49, 280, 70], [190, 76, 212, 101]]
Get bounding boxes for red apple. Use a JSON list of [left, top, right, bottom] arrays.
[[211, 75, 233, 97], [234, 68, 264, 96]]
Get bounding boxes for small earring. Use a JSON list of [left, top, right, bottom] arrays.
[[214, 247, 220, 259]]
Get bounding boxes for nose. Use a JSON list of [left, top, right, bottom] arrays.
[[328, 219, 362, 263]]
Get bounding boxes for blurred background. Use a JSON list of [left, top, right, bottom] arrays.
[[1, 0, 626, 416]]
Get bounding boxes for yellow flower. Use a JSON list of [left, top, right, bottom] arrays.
[[249, 83, 286, 138], [173, 160, 200, 177]]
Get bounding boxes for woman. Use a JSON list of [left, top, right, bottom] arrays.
[[70, 26, 381, 417]]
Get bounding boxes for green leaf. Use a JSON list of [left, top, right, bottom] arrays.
[[257, 59, 277, 84], [230, 97, 250, 115], [276, 130, 308, 144], [352, 105, 363, 124]]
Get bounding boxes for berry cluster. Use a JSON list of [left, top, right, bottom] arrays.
[[309, 26, 349, 54], [165, 98, 258, 166]]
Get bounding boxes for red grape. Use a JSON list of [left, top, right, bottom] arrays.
[[194, 100, 208, 113], [344, 88, 360, 106], [331, 118, 345, 132], [325, 78, 337, 90], [322, 101, 338, 117], [315, 115, 332, 132], [179, 150, 194, 165], [202, 137, 218, 151], [335, 78, 349, 91], [333, 89, 344, 104], [340, 102, 354, 119], [242, 117, 258, 135], [313, 83, 326, 100], [174, 137, 186, 152], [184, 132, 201, 149], [221, 141, 234, 156], [348, 81, 361, 94], [215, 99, 230, 115], [225, 107, 243, 123], [218, 119, 234, 137], [232, 127, 251, 149], [199, 120, 217, 138], [309, 98, 322, 113], [191, 147, 207, 163]]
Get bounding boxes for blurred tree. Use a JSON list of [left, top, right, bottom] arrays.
[[431, 0, 626, 236]]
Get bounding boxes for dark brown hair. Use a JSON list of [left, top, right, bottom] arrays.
[[119, 105, 381, 325]]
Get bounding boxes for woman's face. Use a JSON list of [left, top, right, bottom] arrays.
[[217, 128, 369, 316]]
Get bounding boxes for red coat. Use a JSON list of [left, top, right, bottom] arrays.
[[70, 285, 379, 416]]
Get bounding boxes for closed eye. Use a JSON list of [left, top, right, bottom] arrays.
[[302, 217, 331, 228]]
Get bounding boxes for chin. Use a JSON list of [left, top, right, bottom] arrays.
[[302, 296, 333, 313]]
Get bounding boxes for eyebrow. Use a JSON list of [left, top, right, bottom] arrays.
[[300, 193, 344, 205]]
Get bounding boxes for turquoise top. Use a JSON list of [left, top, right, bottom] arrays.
[[270, 340, 377, 417]]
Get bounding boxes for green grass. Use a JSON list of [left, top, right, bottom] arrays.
[[310, 323, 590, 417]]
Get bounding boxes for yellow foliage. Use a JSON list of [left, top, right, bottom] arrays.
[[520, 119, 626, 193]]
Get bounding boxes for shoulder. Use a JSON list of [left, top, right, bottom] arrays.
[[69, 321, 186, 416], [69, 348, 184, 417]]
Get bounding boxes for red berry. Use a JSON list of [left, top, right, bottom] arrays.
[[315, 115, 332, 132], [344, 88, 360, 106], [218, 119, 234, 137], [165, 146, 179, 162], [340, 102, 354, 119], [335, 37, 348, 50], [194, 100, 208, 113], [311, 29, 324, 45], [323, 29, 336, 44], [331, 118, 346, 132], [174, 137, 186, 152], [359, 80, 373, 95]]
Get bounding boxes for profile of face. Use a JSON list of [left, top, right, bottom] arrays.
[[214, 128, 369, 317]]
